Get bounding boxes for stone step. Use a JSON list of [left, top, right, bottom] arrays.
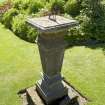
[[24, 82, 87, 105], [26, 86, 44, 105], [21, 93, 29, 105]]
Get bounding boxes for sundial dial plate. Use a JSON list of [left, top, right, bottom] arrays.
[[27, 15, 78, 31]]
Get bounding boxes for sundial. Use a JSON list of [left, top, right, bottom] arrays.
[[26, 15, 79, 105], [19, 15, 86, 105]]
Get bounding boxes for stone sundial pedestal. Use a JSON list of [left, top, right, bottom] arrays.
[[19, 16, 87, 105]]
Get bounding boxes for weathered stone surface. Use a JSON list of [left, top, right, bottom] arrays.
[[20, 93, 28, 105], [20, 81, 87, 105], [27, 87, 44, 105], [27, 15, 78, 32], [36, 79, 68, 104], [36, 32, 68, 104], [26, 15, 79, 104]]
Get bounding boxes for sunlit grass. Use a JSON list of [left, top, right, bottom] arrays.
[[0, 23, 105, 105]]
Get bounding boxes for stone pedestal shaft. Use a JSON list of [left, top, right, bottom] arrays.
[[36, 30, 68, 104]]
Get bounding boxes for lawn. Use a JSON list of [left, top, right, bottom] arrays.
[[0, 23, 105, 105], [0, 0, 5, 3]]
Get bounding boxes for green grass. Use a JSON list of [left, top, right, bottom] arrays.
[[63, 46, 105, 105], [0, 23, 105, 105], [0, 0, 6, 3], [0, 24, 41, 105]]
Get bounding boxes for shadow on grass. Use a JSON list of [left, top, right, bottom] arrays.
[[66, 39, 105, 55]]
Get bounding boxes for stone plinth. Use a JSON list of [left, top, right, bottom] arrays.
[[20, 81, 87, 105], [26, 15, 78, 104]]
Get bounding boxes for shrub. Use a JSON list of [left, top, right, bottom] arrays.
[[66, 0, 105, 43], [12, 0, 30, 9], [64, 0, 81, 17], [50, 0, 65, 13], [12, 14, 28, 39], [12, 0, 30, 14], [0, 14, 3, 22], [2, 8, 18, 29], [20, 0, 30, 10], [28, 0, 44, 14], [27, 26, 38, 42], [12, 14, 37, 43], [12, 0, 23, 10], [80, 0, 105, 41]]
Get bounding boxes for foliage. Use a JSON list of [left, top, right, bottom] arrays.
[[1, 0, 105, 43], [27, 26, 38, 43], [12, 14, 37, 42], [12, 0, 44, 14], [12, 14, 27, 39], [2, 8, 18, 29], [50, 0, 65, 13], [67, 0, 105, 43], [80, 0, 105, 41], [64, 0, 81, 17], [28, 0, 44, 14], [12, 0, 30, 10], [0, 0, 40, 43]]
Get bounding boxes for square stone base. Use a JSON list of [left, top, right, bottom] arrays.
[[36, 80, 68, 104], [19, 81, 87, 105]]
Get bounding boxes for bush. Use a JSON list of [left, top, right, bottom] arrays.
[[50, 0, 65, 13], [19, 0, 30, 10], [2, 8, 18, 29], [12, 14, 27, 39], [80, 0, 105, 41], [27, 26, 38, 42], [12, 14, 37, 43], [12, 0, 31, 15], [28, 0, 44, 14], [12, 0, 23, 10], [66, 0, 105, 43], [64, 0, 81, 17], [12, 0, 30, 9]]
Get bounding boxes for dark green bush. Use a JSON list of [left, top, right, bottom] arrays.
[[80, 0, 105, 41], [64, 0, 81, 17], [0, 14, 3, 22], [12, 14, 37, 43], [66, 0, 105, 43], [2, 8, 18, 29], [65, 25, 87, 44]]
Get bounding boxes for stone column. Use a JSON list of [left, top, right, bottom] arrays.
[[36, 30, 68, 104]]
